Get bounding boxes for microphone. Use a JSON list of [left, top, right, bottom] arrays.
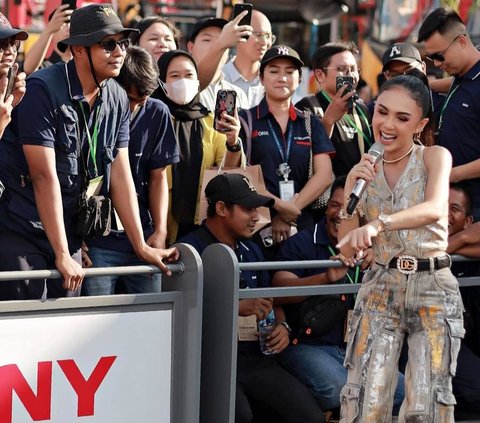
[[346, 143, 384, 215]]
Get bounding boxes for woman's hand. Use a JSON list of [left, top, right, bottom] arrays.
[[345, 152, 379, 194], [275, 197, 301, 223], [220, 112, 241, 147], [272, 214, 292, 244], [337, 221, 382, 256]]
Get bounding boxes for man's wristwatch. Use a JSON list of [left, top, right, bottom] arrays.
[[279, 321, 292, 333], [377, 213, 392, 232]]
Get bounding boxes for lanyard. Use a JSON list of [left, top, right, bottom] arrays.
[[78, 101, 101, 176], [320, 90, 372, 147], [268, 118, 294, 164], [327, 245, 359, 284], [438, 80, 460, 133]]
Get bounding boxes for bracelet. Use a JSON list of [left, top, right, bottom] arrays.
[[339, 208, 357, 220], [226, 137, 242, 153], [279, 321, 292, 333]]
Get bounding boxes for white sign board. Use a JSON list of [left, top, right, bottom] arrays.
[[0, 309, 172, 423]]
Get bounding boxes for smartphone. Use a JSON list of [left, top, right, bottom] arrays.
[[336, 75, 354, 109], [4, 66, 17, 101], [61, 0, 77, 10], [214, 90, 237, 133], [232, 3, 253, 38]]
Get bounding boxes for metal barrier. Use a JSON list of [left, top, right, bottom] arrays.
[[200, 243, 480, 423], [0, 243, 203, 423]]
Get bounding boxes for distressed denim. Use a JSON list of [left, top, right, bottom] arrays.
[[340, 264, 464, 423]]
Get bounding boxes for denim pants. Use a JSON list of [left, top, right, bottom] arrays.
[[279, 344, 405, 411], [340, 264, 464, 423], [82, 246, 161, 296]]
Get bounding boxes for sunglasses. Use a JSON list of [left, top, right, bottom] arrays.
[[0, 37, 20, 52], [425, 34, 464, 62], [97, 38, 130, 53]]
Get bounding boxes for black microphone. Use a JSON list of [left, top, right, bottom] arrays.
[[346, 143, 384, 215]]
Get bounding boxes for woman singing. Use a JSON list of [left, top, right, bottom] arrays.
[[337, 75, 464, 422]]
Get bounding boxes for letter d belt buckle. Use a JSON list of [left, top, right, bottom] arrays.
[[396, 255, 418, 274]]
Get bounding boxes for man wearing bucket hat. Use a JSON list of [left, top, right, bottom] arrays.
[[0, 4, 179, 301], [0, 12, 28, 136]]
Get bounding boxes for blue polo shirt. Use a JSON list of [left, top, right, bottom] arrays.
[[438, 60, 480, 212], [276, 219, 349, 346], [89, 97, 180, 252], [179, 223, 270, 289], [239, 98, 335, 200], [0, 60, 130, 253]]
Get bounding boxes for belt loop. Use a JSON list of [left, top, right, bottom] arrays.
[[428, 257, 435, 273]]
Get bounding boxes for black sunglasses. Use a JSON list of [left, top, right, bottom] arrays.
[[97, 38, 130, 53], [425, 34, 464, 63]]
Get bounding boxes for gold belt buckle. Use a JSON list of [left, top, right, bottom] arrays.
[[396, 255, 418, 274]]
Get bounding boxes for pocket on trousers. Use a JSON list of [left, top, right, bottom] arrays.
[[434, 389, 456, 422], [340, 383, 361, 423], [433, 268, 459, 295], [343, 311, 362, 369], [446, 318, 465, 376]]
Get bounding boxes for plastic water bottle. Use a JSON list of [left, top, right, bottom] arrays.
[[258, 309, 275, 355]]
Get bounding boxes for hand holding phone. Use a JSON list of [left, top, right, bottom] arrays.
[[336, 76, 355, 109], [214, 90, 237, 132], [232, 3, 253, 38]]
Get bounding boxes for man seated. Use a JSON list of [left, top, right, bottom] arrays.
[[446, 183, 480, 419], [272, 175, 405, 414], [179, 173, 325, 423]]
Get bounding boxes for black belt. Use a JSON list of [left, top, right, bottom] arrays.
[[385, 255, 451, 274]]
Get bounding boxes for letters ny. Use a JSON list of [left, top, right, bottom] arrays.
[[0, 356, 116, 423]]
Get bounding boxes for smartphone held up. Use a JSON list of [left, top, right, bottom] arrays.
[[4, 65, 17, 102], [232, 3, 253, 38], [336, 75, 355, 110], [214, 90, 237, 133]]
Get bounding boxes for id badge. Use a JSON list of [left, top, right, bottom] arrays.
[[279, 180, 295, 201], [238, 315, 258, 341], [85, 175, 104, 199]]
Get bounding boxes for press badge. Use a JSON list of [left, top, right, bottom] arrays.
[[238, 315, 258, 341], [279, 180, 295, 201], [85, 175, 103, 199]]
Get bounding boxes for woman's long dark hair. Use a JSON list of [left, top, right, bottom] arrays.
[[378, 74, 435, 146]]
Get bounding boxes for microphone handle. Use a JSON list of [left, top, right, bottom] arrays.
[[346, 194, 359, 215]]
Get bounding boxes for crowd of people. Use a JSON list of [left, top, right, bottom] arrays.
[[0, 2, 479, 422]]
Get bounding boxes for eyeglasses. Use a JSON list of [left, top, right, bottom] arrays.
[[425, 34, 464, 62], [252, 32, 276, 44], [97, 38, 130, 53], [323, 65, 359, 75], [0, 37, 20, 53]]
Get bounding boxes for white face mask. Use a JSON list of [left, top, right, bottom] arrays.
[[162, 78, 199, 105]]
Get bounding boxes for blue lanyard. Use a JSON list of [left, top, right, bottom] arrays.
[[267, 118, 294, 164]]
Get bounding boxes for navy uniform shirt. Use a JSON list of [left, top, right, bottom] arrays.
[[89, 97, 180, 252], [275, 219, 350, 346], [239, 97, 335, 200], [179, 223, 270, 289], [438, 60, 480, 213], [0, 60, 130, 253]]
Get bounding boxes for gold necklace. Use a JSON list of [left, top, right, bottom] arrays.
[[382, 144, 414, 164]]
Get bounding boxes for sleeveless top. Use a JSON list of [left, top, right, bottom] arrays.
[[360, 144, 448, 264]]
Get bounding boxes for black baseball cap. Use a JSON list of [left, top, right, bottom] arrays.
[[189, 17, 228, 42], [0, 13, 28, 41], [260, 45, 304, 73], [58, 4, 138, 52], [206, 173, 274, 209], [382, 43, 422, 72]]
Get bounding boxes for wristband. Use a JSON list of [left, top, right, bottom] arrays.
[[279, 321, 292, 333], [226, 137, 242, 153]]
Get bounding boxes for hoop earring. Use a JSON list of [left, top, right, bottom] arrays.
[[414, 130, 423, 145]]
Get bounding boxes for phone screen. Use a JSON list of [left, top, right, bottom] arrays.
[[61, 0, 76, 10]]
